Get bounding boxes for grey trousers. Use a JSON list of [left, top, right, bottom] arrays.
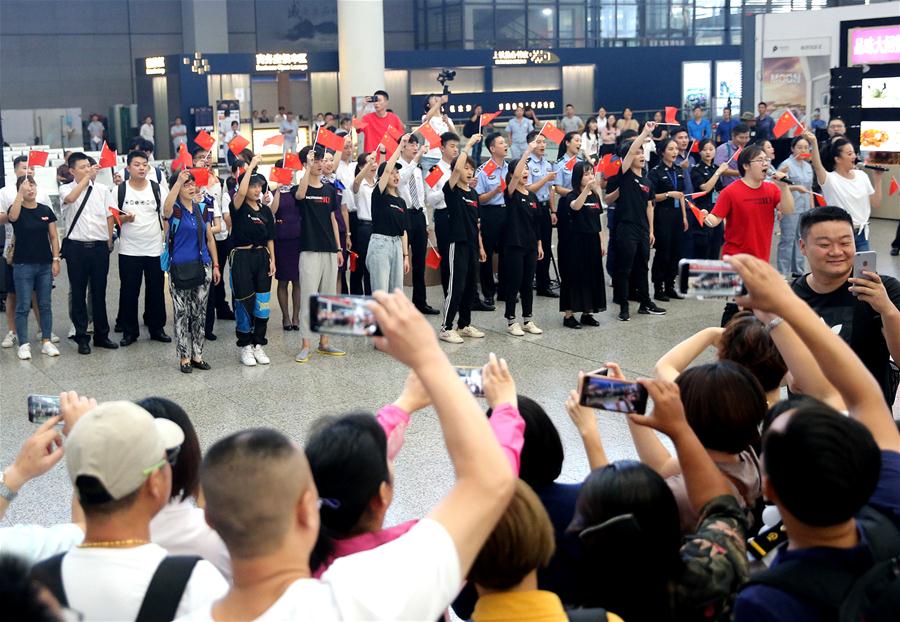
[[299, 251, 338, 339]]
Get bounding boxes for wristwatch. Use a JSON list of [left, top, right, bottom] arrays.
[[0, 469, 18, 503]]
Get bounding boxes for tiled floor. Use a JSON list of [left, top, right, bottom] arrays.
[[3, 219, 900, 529]]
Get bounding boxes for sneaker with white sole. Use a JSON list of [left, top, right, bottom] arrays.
[[41, 341, 60, 357], [1, 331, 16, 348], [253, 345, 270, 364], [295, 346, 311, 363], [440, 329, 464, 344], [68, 325, 76, 339], [17, 343, 31, 360], [460, 325, 485, 338], [37, 332, 60, 344], [240, 345, 257, 366], [507, 322, 525, 337], [523, 321, 543, 334]]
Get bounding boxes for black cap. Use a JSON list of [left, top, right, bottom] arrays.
[[377, 161, 402, 178]]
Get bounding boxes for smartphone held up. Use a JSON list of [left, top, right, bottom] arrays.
[[27, 394, 61, 424], [309, 295, 381, 337], [678, 259, 743, 300], [455, 366, 485, 397], [579, 374, 648, 414]]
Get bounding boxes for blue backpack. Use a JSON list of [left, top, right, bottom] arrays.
[[159, 199, 208, 272]]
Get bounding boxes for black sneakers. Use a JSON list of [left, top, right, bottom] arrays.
[[638, 303, 667, 316]]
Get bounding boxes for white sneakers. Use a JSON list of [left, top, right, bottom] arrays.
[[17, 343, 31, 360], [253, 345, 270, 365], [37, 332, 60, 344], [1, 331, 16, 348], [523, 321, 543, 335], [240, 345, 257, 367], [507, 322, 525, 337], [41, 341, 60, 357], [459, 326, 485, 338], [508, 321, 543, 336], [440, 329, 464, 344]]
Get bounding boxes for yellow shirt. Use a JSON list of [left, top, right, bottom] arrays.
[[471, 589, 625, 622]]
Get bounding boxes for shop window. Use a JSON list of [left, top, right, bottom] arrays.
[[527, 3, 556, 47]]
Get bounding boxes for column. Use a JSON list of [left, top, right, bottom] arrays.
[[337, 0, 386, 113], [183, 0, 229, 54]]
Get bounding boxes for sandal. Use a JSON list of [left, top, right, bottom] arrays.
[[180, 362, 193, 374], [191, 359, 211, 370]]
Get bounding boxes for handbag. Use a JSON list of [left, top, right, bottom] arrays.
[[60, 185, 94, 259], [168, 203, 207, 289], [4, 236, 14, 266]]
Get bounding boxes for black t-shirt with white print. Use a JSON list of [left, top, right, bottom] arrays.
[[294, 183, 339, 253], [503, 189, 540, 250], [443, 184, 479, 245], [229, 200, 275, 247], [372, 186, 408, 238]]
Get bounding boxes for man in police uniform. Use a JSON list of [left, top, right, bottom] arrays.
[[474, 133, 510, 309], [525, 130, 558, 297]]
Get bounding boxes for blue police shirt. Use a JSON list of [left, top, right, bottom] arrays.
[[475, 160, 509, 206], [528, 156, 554, 202], [554, 154, 580, 191]]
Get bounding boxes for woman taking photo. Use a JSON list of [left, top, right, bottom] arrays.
[[776, 135, 814, 277], [502, 147, 544, 336], [6, 175, 60, 360], [617, 108, 639, 133], [599, 115, 620, 157], [688, 139, 729, 259], [648, 138, 688, 302], [580, 117, 601, 164], [269, 158, 301, 331], [557, 162, 606, 329], [163, 170, 221, 373], [366, 136, 410, 293]]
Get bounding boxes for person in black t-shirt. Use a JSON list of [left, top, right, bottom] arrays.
[[792, 206, 900, 406], [440, 134, 487, 344], [229, 155, 276, 367], [613, 123, 667, 322], [688, 139, 729, 260], [293, 146, 345, 363], [502, 148, 544, 336], [648, 138, 688, 302], [366, 135, 410, 297]]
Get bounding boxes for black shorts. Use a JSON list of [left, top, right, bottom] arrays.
[[4, 263, 14, 294], [230, 247, 271, 300]]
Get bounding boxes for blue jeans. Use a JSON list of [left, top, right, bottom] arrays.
[[366, 234, 404, 294], [854, 228, 869, 251], [777, 211, 807, 276], [13, 262, 52, 342]]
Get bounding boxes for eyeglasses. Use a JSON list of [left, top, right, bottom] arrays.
[[750, 158, 771, 165]]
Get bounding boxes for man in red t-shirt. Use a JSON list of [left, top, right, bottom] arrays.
[[361, 90, 405, 153]]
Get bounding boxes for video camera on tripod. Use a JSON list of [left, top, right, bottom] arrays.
[[437, 68, 456, 95]]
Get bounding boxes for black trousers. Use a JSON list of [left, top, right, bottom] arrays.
[[721, 302, 740, 327], [212, 237, 233, 314], [118, 254, 166, 339], [651, 207, 683, 290], [502, 246, 537, 319], [230, 247, 272, 347], [535, 201, 554, 291], [407, 208, 429, 307], [613, 234, 651, 309], [442, 241, 478, 331], [349, 215, 372, 295], [66, 241, 111, 344], [893, 221, 900, 250], [479, 205, 507, 300], [433, 209, 451, 296]]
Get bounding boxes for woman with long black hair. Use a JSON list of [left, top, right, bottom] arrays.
[[648, 138, 688, 302], [557, 161, 606, 329], [688, 138, 729, 259]]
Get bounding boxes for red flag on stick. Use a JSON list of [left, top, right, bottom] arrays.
[[284, 152, 303, 171], [189, 168, 209, 187], [664, 106, 679, 125], [481, 159, 498, 177], [688, 190, 709, 199], [348, 251, 359, 272], [424, 165, 443, 188], [99, 142, 117, 169], [270, 167, 293, 185], [416, 123, 441, 149], [727, 146, 743, 163], [539, 122, 566, 145], [813, 192, 826, 207], [685, 199, 705, 227], [108, 207, 124, 227], [564, 157, 577, 171], [173, 143, 193, 170], [797, 152, 812, 160], [263, 134, 284, 147], [316, 127, 346, 152], [690, 140, 699, 154], [499, 177, 507, 192], [480, 110, 502, 127], [27, 150, 49, 168], [228, 134, 250, 156], [386, 124, 404, 142], [597, 154, 621, 178], [193, 130, 215, 151], [889, 176, 899, 197], [380, 132, 399, 155], [773, 110, 801, 139], [425, 246, 441, 269]]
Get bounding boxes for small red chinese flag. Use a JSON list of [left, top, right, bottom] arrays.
[[416, 123, 441, 149], [686, 200, 705, 227], [349, 251, 359, 272], [284, 152, 303, 171], [173, 143, 193, 170], [773, 110, 800, 139], [889, 176, 899, 197], [263, 134, 284, 147], [539, 122, 566, 145], [482, 159, 497, 176], [690, 140, 699, 154], [386, 124, 404, 142], [499, 177, 507, 192], [99, 142, 117, 169], [189, 168, 209, 187], [728, 146, 743, 163], [380, 132, 399, 154], [688, 190, 709, 199], [27, 150, 49, 168], [270, 167, 293, 185], [664, 107, 679, 125], [193, 130, 215, 151], [316, 127, 346, 152], [352, 116, 368, 132], [480, 110, 502, 126], [564, 157, 577, 171], [424, 165, 443, 188], [813, 192, 826, 207], [797, 152, 812, 160], [425, 246, 441, 269], [228, 134, 250, 157], [108, 207, 123, 227], [599, 154, 621, 178]]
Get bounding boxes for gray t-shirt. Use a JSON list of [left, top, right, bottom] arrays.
[[559, 116, 583, 133]]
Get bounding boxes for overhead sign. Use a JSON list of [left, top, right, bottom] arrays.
[[764, 37, 831, 59], [255, 52, 309, 72], [145, 56, 166, 76], [850, 25, 900, 66], [492, 49, 560, 66]]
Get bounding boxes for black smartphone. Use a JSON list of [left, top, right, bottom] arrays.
[[309, 294, 382, 337], [27, 394, 61, 424], [678, 258, 744, 299], [747, 521, 787, 561], [579, 375, 648, 414], [455, 366, 484, 397]]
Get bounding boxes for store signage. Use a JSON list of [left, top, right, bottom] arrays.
[[255, 52, 309, 72], [145, 56, 166, 76], [492, 49, 560, 66], [764, 37, 831, 59], [447, 100, 558, 114], [850, 26, 900, 66]]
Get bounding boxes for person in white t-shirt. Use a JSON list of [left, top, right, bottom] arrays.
[[29, 398, 228, 621], [350, 153, 377, 295], [186, 290, 515, 622], [140, 116, 155, 145], [279, 112, 300, 156], [87, 114, 105, 151], [171, 117, 188, 155], [420, 94, 454, 172], [804, 131, 884, 251], [110, 151, 171, 347]]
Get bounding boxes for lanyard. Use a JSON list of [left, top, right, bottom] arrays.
[[665, 167, 680, 208]]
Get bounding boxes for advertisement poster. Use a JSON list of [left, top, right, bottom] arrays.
[[850, 25, 900, 66], [761, 57, 807, 118], [860, 121, 900, 153], [682, 61, 711, 111], [715, 60, 742, 116], [862, 77, 900, 109]]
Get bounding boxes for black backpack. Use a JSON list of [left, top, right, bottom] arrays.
[[116, 180, 162, 236], [31, 552, 201, 622], [741, 506, 900, 622]]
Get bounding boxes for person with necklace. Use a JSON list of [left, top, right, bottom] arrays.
[[648, 138, 688, 302]]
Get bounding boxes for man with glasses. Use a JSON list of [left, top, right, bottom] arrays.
[[704, 144, 793, 325], [30, 400, 228, 620]]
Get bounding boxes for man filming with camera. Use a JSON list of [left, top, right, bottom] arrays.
[[361, 90, 405, 154]]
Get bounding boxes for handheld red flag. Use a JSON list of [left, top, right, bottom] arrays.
[[380, 132, 400, 155], [727, 146, 743, 163], [386, 124, 404, 142], [686, 199, 705, 227], [688, 190, 709, 199], [284, 152, 303, 171], [193, 130, 215, 151], [425, 246, 441, 269], [773, 110, 801, 139], [482, 159, 498, 177], [664, 107, 679, 125], [539, 122, 566, 145], [690, 140, 699, 154], [598, 154, 621, 178], [499, 177, 507, 192], [480, 110, 502, 127], [27, 150, 49, 168], [189, 167, 209, 187], [108, 207, 123, 227], [99, 142, 117, 169], [813, 192, 826, 207], [173, 143, 193, 170], [797, 152, 812, 160], [424, 165, 444, 188], [416, 123, 441, 149], [351, 116, 368, 132], [316, 127, 346, 153], [263, 134, 284, 147], [349, 251, 359, 272], [270, 167, 293, 185], [228, 134, 250, 157], [564, 157, 577, 171], [890, 176, 899, 197]]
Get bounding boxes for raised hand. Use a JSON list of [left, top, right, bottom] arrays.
[[483, 352, 517, 409]]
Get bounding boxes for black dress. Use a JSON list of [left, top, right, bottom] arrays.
[[558, 193, 607, 314]]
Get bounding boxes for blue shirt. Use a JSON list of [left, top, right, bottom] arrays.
[[528, 156, 554, 202], [734, 450, 900, 622], [811, 119, 827, 130], [554, 154, 580, 192], [716, 118, 738, 144], [169, 201, 211, 266], [755, 115, 775, 140], [687, 118, 712, 141], [475, 160, 509, 206], [714, 141, 742, 188]]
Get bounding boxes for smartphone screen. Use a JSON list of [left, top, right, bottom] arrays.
[[678, 259, 743, 299], [309, 295, 381, 337], [455, 366, 484, 397], [852, 251, 877, 283], [579, 375, 648, 414], [28, 394, 61, 424]]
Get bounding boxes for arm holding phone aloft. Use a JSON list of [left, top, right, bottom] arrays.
[[654, 327, 724, 382], [848, 272, 900, 375], [729, 254, 900, 452], [565, 372, 610, 470]]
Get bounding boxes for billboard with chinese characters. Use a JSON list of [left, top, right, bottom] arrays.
[[850, 25, 900, 66]]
